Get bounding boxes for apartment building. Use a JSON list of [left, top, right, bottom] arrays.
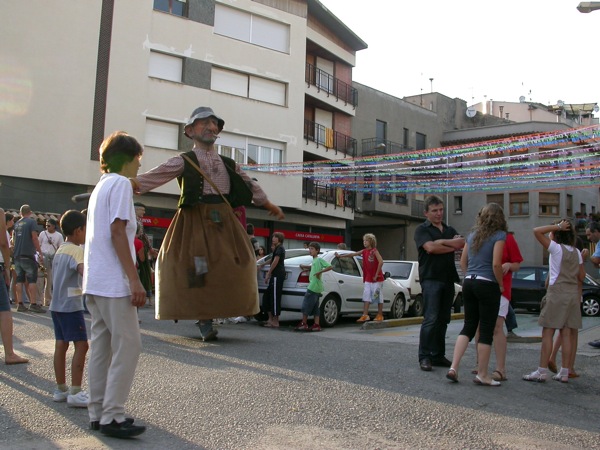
[[350, 89, 599, 265], [1, 0, 365, 249]]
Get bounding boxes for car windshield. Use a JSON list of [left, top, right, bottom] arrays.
[[382, 262, 412, 280]]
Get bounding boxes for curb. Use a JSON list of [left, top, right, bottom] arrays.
[[361, 313, 465, 330], [361, 314, 543, 343]]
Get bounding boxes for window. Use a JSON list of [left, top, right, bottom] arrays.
[[331, 256, 360, 277], [148, 51, 182, 83], [376, 120, 387, 145], [378, 176, 392, 202], [509, 192, 529, 216], [214, 4, 290, 53], [211, 67, 286, 106], [403, 128, 409, 147], [395, 193, 407, 205], [415, 132, 426, 150], [216, 132, 283, 167], [566, 194, 573, 217], [362, 175, 373, 201], [144, 119, 180, 150], [487, 193, 503, 208], [453, 196, 463, 213], [539, 192, 559, 216], [153, 0, 186, 16]]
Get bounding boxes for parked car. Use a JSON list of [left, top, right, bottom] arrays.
[[257, 249, 412, 327], [382, 260, 463, 316], [511, 266, 600, 317]]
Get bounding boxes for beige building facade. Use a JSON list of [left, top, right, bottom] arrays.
[[1, 0, 366, 249]]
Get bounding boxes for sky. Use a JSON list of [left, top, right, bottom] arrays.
[[318, 0, 599, 111]]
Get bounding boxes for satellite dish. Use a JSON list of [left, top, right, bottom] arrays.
[[594, 105, 599, 113], [519, 96, 526, 103], [557, 100, 564, 107], [466, 107, 476, 118]]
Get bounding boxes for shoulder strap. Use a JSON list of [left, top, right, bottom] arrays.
[[180, 153, 232, 209]]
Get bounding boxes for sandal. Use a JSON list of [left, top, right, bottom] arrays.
[[491, 370, 507, 382], [471, 366, 478, 374], [473, 375, 501, 386], [548, 361, 558, 374], [522, 370, 546, 382], [552, 371, 569, 383], [446, 368, 458, 383]]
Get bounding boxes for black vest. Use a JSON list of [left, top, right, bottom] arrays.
[[177, 151, 253, 208]]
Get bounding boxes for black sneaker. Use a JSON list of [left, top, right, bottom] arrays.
[[90, 418, 134, 431], [100, 419, 146, 438]]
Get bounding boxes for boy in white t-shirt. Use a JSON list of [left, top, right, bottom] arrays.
[[50, 210, 88, 407], [83, 131, 147, 439]]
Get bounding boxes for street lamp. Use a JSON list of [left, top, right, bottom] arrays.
[[577, 2, 600, 13]]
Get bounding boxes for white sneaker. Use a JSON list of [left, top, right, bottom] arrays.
[[67, 390, 89, 408], [53, 389, 69, 402]]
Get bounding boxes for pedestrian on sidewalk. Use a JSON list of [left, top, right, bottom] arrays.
[[50, 210, 89, 408], [0, 207, 29, 365], [295, 242, 332, 332], [336, 233, 384, 323], [83, 131, 147, 438], [12, 205, 45, 313], [414, 195, 465, 372], [447, 202, 506, 386], [523, 219, 584, 383]]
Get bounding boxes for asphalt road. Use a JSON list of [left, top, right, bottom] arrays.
[[1, 306, 599, 449]]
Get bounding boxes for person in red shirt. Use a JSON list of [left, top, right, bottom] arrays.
[[490, 232, 523, 381], [335, 233, 384, 323]]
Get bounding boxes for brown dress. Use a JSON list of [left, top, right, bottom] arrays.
[[155, 202, 258, 320], [538, 244, 582, 330]]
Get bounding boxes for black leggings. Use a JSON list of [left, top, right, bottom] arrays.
[[460, 279, 501, 345]]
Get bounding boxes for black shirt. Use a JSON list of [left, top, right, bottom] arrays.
[[414, 220, 460, 283], [271, 245, 286, 278]]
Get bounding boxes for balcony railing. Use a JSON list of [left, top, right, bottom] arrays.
[[305, 62, 358, 108], [361, 138, 412, 156], [303, 178, 355, 211], [304, 119, 357, 157]]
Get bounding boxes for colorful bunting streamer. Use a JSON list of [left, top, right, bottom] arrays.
[[242, 125, 600, 193]]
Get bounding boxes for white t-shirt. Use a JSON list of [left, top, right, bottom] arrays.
[[39, 230, 64, 256], [0, 231, 9, 263], [547, 240, 583, 285], [83, 173, 137, 298]]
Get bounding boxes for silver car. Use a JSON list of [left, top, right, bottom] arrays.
[[257, 249, 412, 327]]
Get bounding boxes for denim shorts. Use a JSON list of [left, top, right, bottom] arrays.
[[51, 310, 88, 342], [301, 289, 321, 317], [14, 257, 38, 283]]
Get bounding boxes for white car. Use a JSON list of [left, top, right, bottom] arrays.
[[257, 249, 412, 327], [382, 260, 463, 316]]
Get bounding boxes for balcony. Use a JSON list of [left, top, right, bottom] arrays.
[[361, 138, 412, 156], [305, 63, 358, 107], [303, 178, 356, 212], [304, 119, 357, 157]]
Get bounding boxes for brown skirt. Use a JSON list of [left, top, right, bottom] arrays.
[[155, 203, 258, 321]]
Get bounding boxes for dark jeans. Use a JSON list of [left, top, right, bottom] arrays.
[[505, 303, 518, 332], [460, 279, 501, 345], [418, 279, 455, 362]]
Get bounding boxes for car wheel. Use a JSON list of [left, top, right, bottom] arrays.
[[453, 293, 462, 314], [408, 294, 424, 317], [582, 295, 600, 317], [389, 295, 405, 319], [319, 295, 340, 327]]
